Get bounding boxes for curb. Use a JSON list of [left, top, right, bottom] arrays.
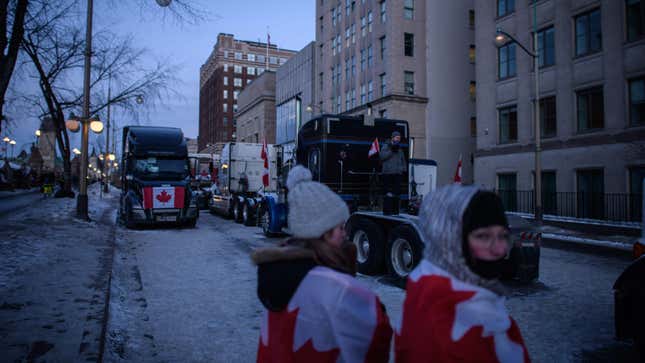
[[542, 232, 634, 252], [97, 207, 118, 362]]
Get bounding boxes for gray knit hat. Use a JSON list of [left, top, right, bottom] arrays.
[[286, 165, 350, 239]]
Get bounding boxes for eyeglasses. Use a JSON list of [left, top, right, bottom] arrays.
[[469, 230, 510, 248]]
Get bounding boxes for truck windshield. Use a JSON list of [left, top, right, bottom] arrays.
[[133, 158, 188, 180]]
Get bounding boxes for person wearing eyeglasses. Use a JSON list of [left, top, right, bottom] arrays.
[[395, 185, 531, 363]]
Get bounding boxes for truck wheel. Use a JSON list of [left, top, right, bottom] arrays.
[[347, 218, 386, 275], [259, 205, 278, 237], [243, 201, 256, 226], [232, 199, 243, 223], [387, 224, 423, 283]]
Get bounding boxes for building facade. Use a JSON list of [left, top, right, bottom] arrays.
[[475, 0, 645, 221], [236, 71, 277, 144], [199, 33, 296, 151], [275, 41, 317, 156], [315, 0, 477, 184]]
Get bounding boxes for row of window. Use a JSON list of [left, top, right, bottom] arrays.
[[326, 0, 394, 28], [222, 64, 268, 76], [222, 90, 240, 100], [496, 77, 645, 143], [222, 76, 252, 87], [222, 50, 287, 65]]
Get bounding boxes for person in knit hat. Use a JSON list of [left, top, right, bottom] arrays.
[[395, 185, 531, 363], [252, 165, 392, 362]]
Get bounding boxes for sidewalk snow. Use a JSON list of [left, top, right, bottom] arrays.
[[538, 223, 639, 252], [0, 183, 119, 362]]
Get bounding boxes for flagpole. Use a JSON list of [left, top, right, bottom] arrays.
[[266, 26, 270, 70]]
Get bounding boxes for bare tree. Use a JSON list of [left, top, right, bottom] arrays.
[[0, 0, 28, 135], [20, 1, 179, 195]]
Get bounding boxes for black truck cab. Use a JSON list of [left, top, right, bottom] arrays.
[[119, 126, 198, 228]]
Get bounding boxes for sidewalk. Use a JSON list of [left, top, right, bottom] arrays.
[[0, 183, 118, 362]]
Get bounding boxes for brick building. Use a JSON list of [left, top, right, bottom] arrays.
[[199, 33, 296, 151]]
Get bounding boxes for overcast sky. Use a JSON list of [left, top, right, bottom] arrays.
[[5, 0, 314, 156]]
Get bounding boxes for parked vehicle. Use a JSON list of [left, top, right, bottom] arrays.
[[259, 114, 541, 285], [189, 153, 218, 210], [209, 142, 278, 226], [118, 126, 198, 228]]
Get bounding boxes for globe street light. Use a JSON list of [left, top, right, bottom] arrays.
[[494, 1, 542, 223], [9, 139, 16, 158]]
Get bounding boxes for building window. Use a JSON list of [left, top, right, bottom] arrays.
[[223, 76, 228, 86], [498, 105, 517, 143], [234, 65, 242, 74], [404, 71, 414, 95], [223, 117, 228, 126], [258, 54, 266, 64], [223, 64, 229, 72], [223, 103, 228, 112], [538, 171, 558, 215], [404, 0, 414, 19], [233, 104, 238, 112], [331, 66, 336, 85], [257, 67, 264, 75], [280, 58, 287, 65], [498, 43, 516, 79], [351, 56, 356, 76], [223, 50, 229, 58], [380, 36, 386, 60], [336, 35, 342, 54], [469, 44, 476, 63], [577, 169, 604, 219], [360, 49, 366, 71], [368, 11, 373, 32], [337, 4, 342, 22], [468, 9, 475, 27], [470, 116, 477, 137], [332, 37, 337, 56], [233, 91, 239, 100], [497, 173, 517, 211], [361, 16, 367, 36], [247, 67, 256, 75], [380, 73, 386, 96], [345, 58, 350, 80], [368, 45, 373, 67], [234, 52, 242, 60], [629, 167, 645, 221], [361, 84, 366, 104], [269, 56, 278, 65], [469, 81, 476, 101], [345, 91, 350, 110], [404, 33, 414, 57], [380, 0, 386, 22], [336, 95, 341, 113], [345, 0, 351, 15], [575, 9, 602, 56], [223, 90, 228, 99], [540, 96, 557, 138], [319, 72, 324, 94], [629, 77, 645, 126], [336, 64, 341, 85], [332, 7, 337, 26], [247, 79, 252, 85], [627, 0, 645, 41], [234, 78, 242, 87], [577, 86, 604, 131], [351, 23, 356, 43], [368, 81, 373, 101], [497, 0, 515, 17], [536, 26, 555, 68], [351, 89, 356, 108]]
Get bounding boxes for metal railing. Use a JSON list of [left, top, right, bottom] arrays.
[[496, 190, 643, 223]]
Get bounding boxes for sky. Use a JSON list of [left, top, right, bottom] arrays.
[[3, 0, 315, 157]]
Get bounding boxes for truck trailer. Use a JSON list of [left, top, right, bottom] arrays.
[[118, 126, 198, 228]]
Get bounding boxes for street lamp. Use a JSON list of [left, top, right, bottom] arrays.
[[73, 148, 81, 155], [305, 104, 323, 114], [495, 3, 542, 223], [35, 129, 41, 137], [67, 111, 103, 220], [9, 139, 16, 158]]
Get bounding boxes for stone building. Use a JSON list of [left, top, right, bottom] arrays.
[[235, 71, 276, 144]]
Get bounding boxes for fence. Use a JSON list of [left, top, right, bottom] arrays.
[[496, 190, 643, 223]]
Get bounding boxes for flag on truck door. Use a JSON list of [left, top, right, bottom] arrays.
[[368, 138, 380, 157], [453, 155, 462, 184], [261, 139, 270, 187], [143, 186, 185, 209]]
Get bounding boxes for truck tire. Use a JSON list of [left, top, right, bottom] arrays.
[[347, 218, 386, 275], [387, 224, 423, 283], [243, 200, 256, 226], [259, 204, 278, 237], [232, 199, 243, 223]]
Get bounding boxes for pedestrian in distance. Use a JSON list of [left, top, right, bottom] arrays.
[[379, 131, 407, 198], [395, 185, 531, 363], [252, 165, 393, 363]]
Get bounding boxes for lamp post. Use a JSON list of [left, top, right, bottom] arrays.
[[494, 3, 541, 223], [9, 139, 16, 158]]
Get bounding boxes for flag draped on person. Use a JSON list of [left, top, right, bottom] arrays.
[[261, 139, 270, 187], [368, 138, 380, 157], [454, 155, 463, 184]]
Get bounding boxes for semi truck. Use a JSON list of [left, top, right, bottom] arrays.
[[118, 126, 199, 228], [209, 142, 279, 226], [259, 114, 540, 284]]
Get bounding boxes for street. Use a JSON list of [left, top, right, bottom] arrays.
[[105, 210, 638, 363]]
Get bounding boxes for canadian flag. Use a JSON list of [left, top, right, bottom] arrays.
[[261, 139, 270, 188], [454, 155, 463, 184], [143, 186, 185, 209], [368, 138, 380, 157]]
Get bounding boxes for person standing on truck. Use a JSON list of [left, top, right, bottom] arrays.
[[396, 185, 531, 363], [252, 165, 392, 362], [379, 131, 407, 197]]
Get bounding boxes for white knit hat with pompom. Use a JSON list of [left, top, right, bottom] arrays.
[[286, 165, 350, 239]]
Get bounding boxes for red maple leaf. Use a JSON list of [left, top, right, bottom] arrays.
[[257, 308, 340, 363], [156, 190, 172, 203]]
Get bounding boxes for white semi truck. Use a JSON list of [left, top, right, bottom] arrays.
[[209, 142, 279, 226]]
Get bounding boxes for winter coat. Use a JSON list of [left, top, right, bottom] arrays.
[[395, 185, 531, 362], [252, 245, 393, 363], [379, 142, 406, 175]]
